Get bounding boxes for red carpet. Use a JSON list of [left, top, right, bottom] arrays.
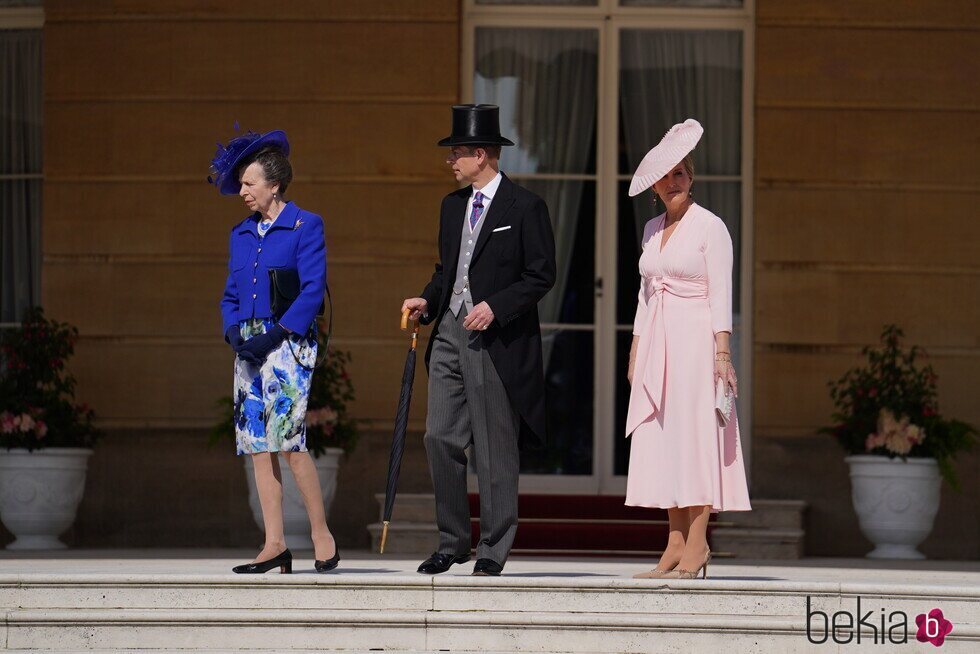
[[467, 494, 720, 557]]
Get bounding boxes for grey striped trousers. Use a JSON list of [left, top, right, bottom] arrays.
[[424, 309, 520, 565]]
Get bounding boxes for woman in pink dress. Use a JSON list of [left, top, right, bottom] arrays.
[[625, 119, 751, 580]]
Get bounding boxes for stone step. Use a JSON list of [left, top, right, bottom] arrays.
[[3, 573, 978, 620], [367, 520, 438, 554], [722, 499, 808, 530], [375, 492, 436, 523], [711, 527, 806, 560], [3, 606, 977, 652], [2, 557, 978, 653]]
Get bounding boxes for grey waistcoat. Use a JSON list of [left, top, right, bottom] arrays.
[[449, 202, 489, 317]]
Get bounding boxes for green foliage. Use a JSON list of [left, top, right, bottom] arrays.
[[0, 307, 100, 451], [210, 323, 359, 458], [823, 325, 977, 488]]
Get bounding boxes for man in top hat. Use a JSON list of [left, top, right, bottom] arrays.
[[401, 104, 556, 576]]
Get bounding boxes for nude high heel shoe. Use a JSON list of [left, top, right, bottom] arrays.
[[633, 562, 678, 579], [663, 550, 711, 579]]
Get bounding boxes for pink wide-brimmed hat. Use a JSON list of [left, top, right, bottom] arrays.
[[628, 119, 703, 197]]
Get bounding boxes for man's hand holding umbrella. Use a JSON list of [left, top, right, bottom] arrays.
[[401, 298, 428, 323]]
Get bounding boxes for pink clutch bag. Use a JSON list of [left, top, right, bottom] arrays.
[[715, 378, 734, 427]]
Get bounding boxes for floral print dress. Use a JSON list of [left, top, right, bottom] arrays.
[[231, 220, 317, 456], [233, 318, 317, 455]]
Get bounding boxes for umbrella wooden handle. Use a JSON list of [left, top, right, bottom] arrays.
[[401, 308, 420, 332], [401, 309, 420, 350]]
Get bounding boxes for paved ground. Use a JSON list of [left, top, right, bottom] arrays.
[[1, 549, 978, 587]]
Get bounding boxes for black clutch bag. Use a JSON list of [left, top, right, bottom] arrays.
[[268, 268, 332, 369], [269, 268, 326, 322]]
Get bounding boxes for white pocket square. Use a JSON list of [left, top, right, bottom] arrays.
[[492, 225, 512, 233]]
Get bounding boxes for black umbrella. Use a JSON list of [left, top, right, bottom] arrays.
[[379, 309, 421, 553]]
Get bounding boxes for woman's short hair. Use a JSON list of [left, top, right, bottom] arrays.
[[238, 146, 293, 195]]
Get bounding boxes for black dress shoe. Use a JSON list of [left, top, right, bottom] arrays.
[[315, 547, 341, 573], [472, 558, 503, 576], [417, 551, 470, 575], [232, 548, 292, 574]]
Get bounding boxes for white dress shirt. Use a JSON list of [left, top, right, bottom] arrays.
[[465, 170, 503, 233]]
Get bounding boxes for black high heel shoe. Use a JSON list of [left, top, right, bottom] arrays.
[[232, 548, 292, 574], [315, 546, 341, 573]]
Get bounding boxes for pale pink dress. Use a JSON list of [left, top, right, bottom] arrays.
[[625, 203, 751, 512]]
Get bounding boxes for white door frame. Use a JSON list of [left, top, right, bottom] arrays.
[[462, 0, 754, 495]]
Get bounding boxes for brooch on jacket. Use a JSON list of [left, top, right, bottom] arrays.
[[293, 218, 304, 230]]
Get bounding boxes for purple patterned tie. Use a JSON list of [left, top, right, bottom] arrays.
[[470, 191, 485, 231]]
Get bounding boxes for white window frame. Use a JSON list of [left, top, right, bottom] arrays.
[[464, 0, 755, 494]]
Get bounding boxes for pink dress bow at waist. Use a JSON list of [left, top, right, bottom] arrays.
[[625, 275, 708, 437]]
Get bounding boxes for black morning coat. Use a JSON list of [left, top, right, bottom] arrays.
[[418, 173, 557, 448]]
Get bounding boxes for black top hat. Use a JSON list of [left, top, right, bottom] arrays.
[[437, 104, 515, 147]]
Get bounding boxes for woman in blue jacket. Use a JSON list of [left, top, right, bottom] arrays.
[[209, 129, 339, 574]]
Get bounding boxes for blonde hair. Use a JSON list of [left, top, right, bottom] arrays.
[[681, 154, 695, 178]]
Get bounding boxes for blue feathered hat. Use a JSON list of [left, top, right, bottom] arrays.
[[207, 126, 290, 196]]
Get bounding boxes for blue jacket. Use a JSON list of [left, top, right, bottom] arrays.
[[220, 201, 327, 335]]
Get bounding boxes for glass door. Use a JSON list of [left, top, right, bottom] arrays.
[[472, 25, 601, 491], [609, 26, 745, 489], [464, 1, 752, 495]]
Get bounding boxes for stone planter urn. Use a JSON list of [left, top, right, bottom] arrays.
[[846, 455, 940, 559], [243, 448, 343, 551], [0, 448, 93, 550]]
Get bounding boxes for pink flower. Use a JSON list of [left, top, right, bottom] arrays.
[[864, 434, 885, 452], [35, 420, 47, 438], [18, 414, 35, 432], [0, 412, 15, 434], [306, 407, 339, 427], [874, 409, 925, 456]]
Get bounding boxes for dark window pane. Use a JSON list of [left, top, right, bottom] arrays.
[[523, 329, 594, 474], [614, 331, 633, 476], [616, 179, 643, 326], [619, 29, 742, 176], [474, 27, 598, 175], [507, 179, 596, 325]]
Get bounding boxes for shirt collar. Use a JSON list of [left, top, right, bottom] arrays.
[[472, 171, 502, 202], [237, 201, 300, 236], [265, 201, 300, 232]]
